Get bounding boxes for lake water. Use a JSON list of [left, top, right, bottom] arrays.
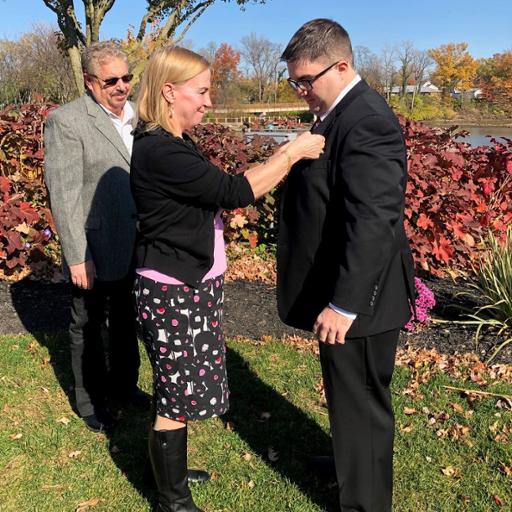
[[245, 126, 512, 147], [244, 129, 299, 144], [449, 125, 511, 147]]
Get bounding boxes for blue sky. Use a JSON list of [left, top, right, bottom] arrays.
[[0, 0, 510, 59]]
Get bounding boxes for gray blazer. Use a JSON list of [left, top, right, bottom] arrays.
[[44, 93, 137, 281]]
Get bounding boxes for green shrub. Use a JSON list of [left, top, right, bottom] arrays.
[[390, 95, 456, 121]]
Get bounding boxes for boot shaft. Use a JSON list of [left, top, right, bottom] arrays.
[[149, 426, 203, 512]]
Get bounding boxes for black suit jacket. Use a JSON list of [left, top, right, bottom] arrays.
[[277, 80, 415, 338]]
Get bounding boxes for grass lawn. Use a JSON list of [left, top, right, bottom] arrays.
[[0, 332, 511, 511]]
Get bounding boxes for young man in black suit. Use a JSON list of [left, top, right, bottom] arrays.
[[277, 19, 415, 511]]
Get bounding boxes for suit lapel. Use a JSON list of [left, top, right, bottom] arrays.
[[84, 93, 131, 164]]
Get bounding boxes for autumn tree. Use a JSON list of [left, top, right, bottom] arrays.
[[0, 24, 75, 104], [380, 44, 397, 101], [198, 41, 218, 63], [409, 49, 433, 110], [396, 41, 416, 98], [354, 45, 384, 93], [478, 51, 512, 113], [239, 33, 282, 102], [41, 0, 265, 95], [210, 43, 241, 105], [275, 77, 299, 102], [428, 42, 478, 101]]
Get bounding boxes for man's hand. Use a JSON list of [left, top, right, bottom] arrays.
[[313, 307, 354, 345], [69, 260, 96, 290]]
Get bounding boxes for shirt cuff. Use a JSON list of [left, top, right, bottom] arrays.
[[329, 303, 357, 320]]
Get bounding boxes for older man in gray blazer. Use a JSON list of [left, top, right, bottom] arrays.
[[45, 42, 147, 432]]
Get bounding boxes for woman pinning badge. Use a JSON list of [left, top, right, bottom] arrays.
[[130, 45, 324, 512]]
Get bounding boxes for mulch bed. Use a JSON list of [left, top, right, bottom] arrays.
[[1, 276, 510, 365]]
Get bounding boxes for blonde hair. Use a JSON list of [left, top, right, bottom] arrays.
[[137, 46, 210, 135]]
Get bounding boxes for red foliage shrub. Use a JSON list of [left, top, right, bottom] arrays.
[[1, 105, 511, 282], [192, 123, 279, 247], [249, 116, 305, 130], [401, 116, 512, 277], [0, 103, 60, 279]]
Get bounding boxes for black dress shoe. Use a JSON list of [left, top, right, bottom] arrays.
[[188, 469, 210, 484], [82, 412, 116, 433]]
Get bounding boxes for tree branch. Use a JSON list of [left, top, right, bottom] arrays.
[[43, 0, 86, 46], [443, 385, 512, 406], [153, 0, 190, 46], [81, 0, 116, 44], [136, 2, 162, 42], [171, 2, 212, 44]]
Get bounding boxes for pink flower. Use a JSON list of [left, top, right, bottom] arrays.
[[405, 278, 436, 332]]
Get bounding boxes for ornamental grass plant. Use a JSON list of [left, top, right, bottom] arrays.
[[463, 227, 512, 362]]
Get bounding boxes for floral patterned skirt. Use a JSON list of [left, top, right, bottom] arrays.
[[134, 274, 228, 422]]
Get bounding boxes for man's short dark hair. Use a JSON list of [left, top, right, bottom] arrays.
[[281, 19, 353, 66]]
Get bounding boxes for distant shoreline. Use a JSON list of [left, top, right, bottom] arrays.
[[424, 118, 512, 128]]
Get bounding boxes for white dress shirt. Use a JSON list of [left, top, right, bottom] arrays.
[[99, 101, 135, 156]]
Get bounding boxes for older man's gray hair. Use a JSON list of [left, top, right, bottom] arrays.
[[82, 41, 128, 75]]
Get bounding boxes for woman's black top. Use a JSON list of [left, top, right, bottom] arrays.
[[130, 125, 255, 286]]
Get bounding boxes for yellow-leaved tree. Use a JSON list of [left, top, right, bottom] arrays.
[[428, 42, 478, 103], [478, 51, 512, 113]]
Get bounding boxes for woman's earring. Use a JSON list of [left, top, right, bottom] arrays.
[[169, 102, 175, 118]]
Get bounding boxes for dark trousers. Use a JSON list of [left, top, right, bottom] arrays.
[[319, 329, 399, 512], [69, 274, 140, 417]]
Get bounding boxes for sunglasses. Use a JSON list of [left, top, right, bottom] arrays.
[[287, 61, 340, 92], [90, 73, 134, 88]]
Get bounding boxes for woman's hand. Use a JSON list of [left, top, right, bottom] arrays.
[[286, 132, 325, 162], [244, 132, 325, 199]]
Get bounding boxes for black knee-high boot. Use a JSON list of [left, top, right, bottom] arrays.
[[148, 426, 203, 512]]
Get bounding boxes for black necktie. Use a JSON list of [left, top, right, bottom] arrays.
[[311, 117, 321, 132]]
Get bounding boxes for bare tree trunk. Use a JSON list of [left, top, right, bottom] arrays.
[[68, 45, 84, 95], [410, 86, 417, 111], [43, 0, 86, 96], [84, 0, 115, 44]]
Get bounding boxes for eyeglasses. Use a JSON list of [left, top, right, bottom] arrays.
[[287, 61, 340, 92], [90, 73, 133, 88]]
